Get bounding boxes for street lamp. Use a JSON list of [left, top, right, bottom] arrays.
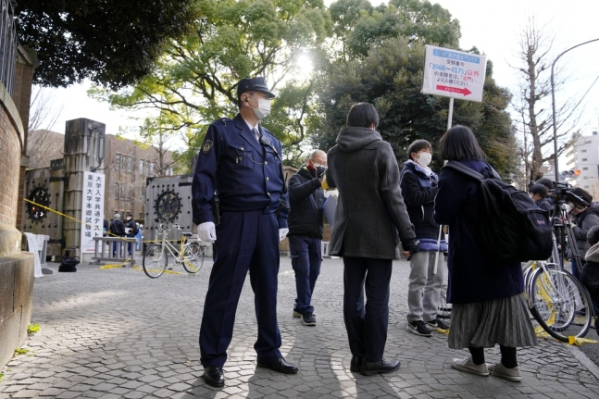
[[551, 38, 599, 181]]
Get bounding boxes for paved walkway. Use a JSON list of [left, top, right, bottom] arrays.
[[1, 257, 599, 398]]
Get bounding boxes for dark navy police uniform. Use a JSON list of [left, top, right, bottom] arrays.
[[192, 113, 288, 368]]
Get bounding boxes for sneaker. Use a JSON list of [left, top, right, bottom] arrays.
[[292, 310, 301, 318], [407, 321, 432, 337], [452, 356, 489, 376], [425, 317, 449, 330], [301, 312, 316, 326], [488, 362, 521, 382]]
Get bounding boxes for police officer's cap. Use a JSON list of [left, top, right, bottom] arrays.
[[237, 77, 275, 99]]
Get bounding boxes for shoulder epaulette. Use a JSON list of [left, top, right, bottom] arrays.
[[214, 118, 233, 127]]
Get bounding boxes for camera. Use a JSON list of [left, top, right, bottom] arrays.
[[549, 182, 590, 207]]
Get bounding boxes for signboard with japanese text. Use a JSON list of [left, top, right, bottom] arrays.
[[422, 45, 487, 103], [80, 172, 105, 253]]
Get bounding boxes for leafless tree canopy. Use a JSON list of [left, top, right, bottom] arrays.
[[512, 18, 581, 182]]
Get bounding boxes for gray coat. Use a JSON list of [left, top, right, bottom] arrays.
[[325, 127, 416, 259]]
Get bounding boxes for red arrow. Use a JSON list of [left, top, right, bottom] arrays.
[[436, 85, 472, 96]]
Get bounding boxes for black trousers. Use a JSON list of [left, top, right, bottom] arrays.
[[343, 257, 392, 362]]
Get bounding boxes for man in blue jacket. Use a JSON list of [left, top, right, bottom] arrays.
[[400, 140, 448, 337], [288, 150, 327, 326], [192, 77, 297, 388]]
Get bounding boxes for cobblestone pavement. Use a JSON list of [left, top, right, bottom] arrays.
[[1, 256, 599, 399]]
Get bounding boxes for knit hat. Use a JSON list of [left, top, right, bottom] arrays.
[[588, 225, 599, 246]]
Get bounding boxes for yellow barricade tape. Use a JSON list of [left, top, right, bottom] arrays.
[[99, 264, 125, 270], [24, 198, 191, 245]]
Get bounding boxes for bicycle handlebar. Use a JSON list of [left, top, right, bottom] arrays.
[[157, 223, 182, 231]]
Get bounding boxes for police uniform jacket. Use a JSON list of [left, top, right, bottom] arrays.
[[325, 126, 416, 259], [192, 114, 288, 228]]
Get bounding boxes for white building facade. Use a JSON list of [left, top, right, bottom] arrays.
[[565, 130, 599, 199]]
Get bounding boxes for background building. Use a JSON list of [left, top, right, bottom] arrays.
[[563, 129, 599, 199], [27, 130, 176, 220]]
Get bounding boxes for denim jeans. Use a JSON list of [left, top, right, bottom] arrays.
[[289, 235, 321, 314]]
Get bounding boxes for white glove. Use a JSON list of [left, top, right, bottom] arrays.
[[197, 222, 217, 243], [279, 228, 289, 242]]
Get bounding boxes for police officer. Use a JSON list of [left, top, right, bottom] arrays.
[[192, 77, 297, 388]]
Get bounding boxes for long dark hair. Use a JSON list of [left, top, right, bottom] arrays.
[[346, 103, 380, 128], [438, 125, 486, 161]]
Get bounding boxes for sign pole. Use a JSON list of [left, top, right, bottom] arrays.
[[447, 97, 454, 130]]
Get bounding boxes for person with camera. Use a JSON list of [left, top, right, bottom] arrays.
[[191, 77, 296, 388], [564, 188, 599, 281], [400, 139, 448, 337], [288, 150, 327, 327], [528, 184, 553, 212], [325, 103, 418, 376]]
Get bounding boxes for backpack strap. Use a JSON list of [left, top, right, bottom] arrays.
[[443, 161, 501, 180], [443, 161, 484, 181]]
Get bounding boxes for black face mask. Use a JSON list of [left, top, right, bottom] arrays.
[[316, 166, 326, 178]]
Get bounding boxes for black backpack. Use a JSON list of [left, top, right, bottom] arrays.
[[58, 256, 79, 272], [444, 161, 553, 263]]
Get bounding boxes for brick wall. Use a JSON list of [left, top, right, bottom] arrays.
[[0, 105, 20, 227], [13, 61, 35, 229]]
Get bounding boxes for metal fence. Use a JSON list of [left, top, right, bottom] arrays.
[[0, 0, 16, 96]]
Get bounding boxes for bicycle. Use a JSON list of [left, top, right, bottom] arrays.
[[142, 224, 205, 278], [523, 185, 596, 342]]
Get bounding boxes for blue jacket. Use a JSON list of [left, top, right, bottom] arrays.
[[433, 160, 524, 304], [192, 114, 288, 228]]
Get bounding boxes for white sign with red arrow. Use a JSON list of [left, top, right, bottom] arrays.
[[422, 45, 487, 103]]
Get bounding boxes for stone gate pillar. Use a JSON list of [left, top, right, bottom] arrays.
[[62, 118, 106, 263]]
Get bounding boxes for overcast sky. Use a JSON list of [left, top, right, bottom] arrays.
[[40, 0, 599, 137]]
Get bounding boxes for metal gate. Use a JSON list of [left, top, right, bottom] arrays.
[[22, 159, 65, 258]]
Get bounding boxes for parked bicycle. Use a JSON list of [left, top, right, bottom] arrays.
[[523, 184, 596, 342], [143, 224, 205, 278]]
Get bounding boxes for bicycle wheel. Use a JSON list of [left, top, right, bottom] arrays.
[[529, 267, 592, 341], [143, 244, 168, 278], [182, 242, 204, 274]]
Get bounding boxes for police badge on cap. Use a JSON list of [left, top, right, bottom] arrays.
[[237, 77, 276, 99]]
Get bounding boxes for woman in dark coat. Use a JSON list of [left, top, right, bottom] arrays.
[[433, 125, 537, 382], [326, 103, 418, 376]]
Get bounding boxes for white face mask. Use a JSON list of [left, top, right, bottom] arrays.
[[252, 98, 271, 120], [565, 203, 574, 213], [416, 152, 432, 167]]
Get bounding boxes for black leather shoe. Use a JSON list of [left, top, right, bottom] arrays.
[[202, 366, 224, 387], [360, 358, 401, 376], [257, 357, 298, 374], [350, 356, 364, 372]]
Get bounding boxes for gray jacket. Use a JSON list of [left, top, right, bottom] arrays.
[[325, 127, 416, 259]]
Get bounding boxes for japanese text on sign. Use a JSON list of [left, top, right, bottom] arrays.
[[421, 45, 487, 103], [81, 172, 105, 253]]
